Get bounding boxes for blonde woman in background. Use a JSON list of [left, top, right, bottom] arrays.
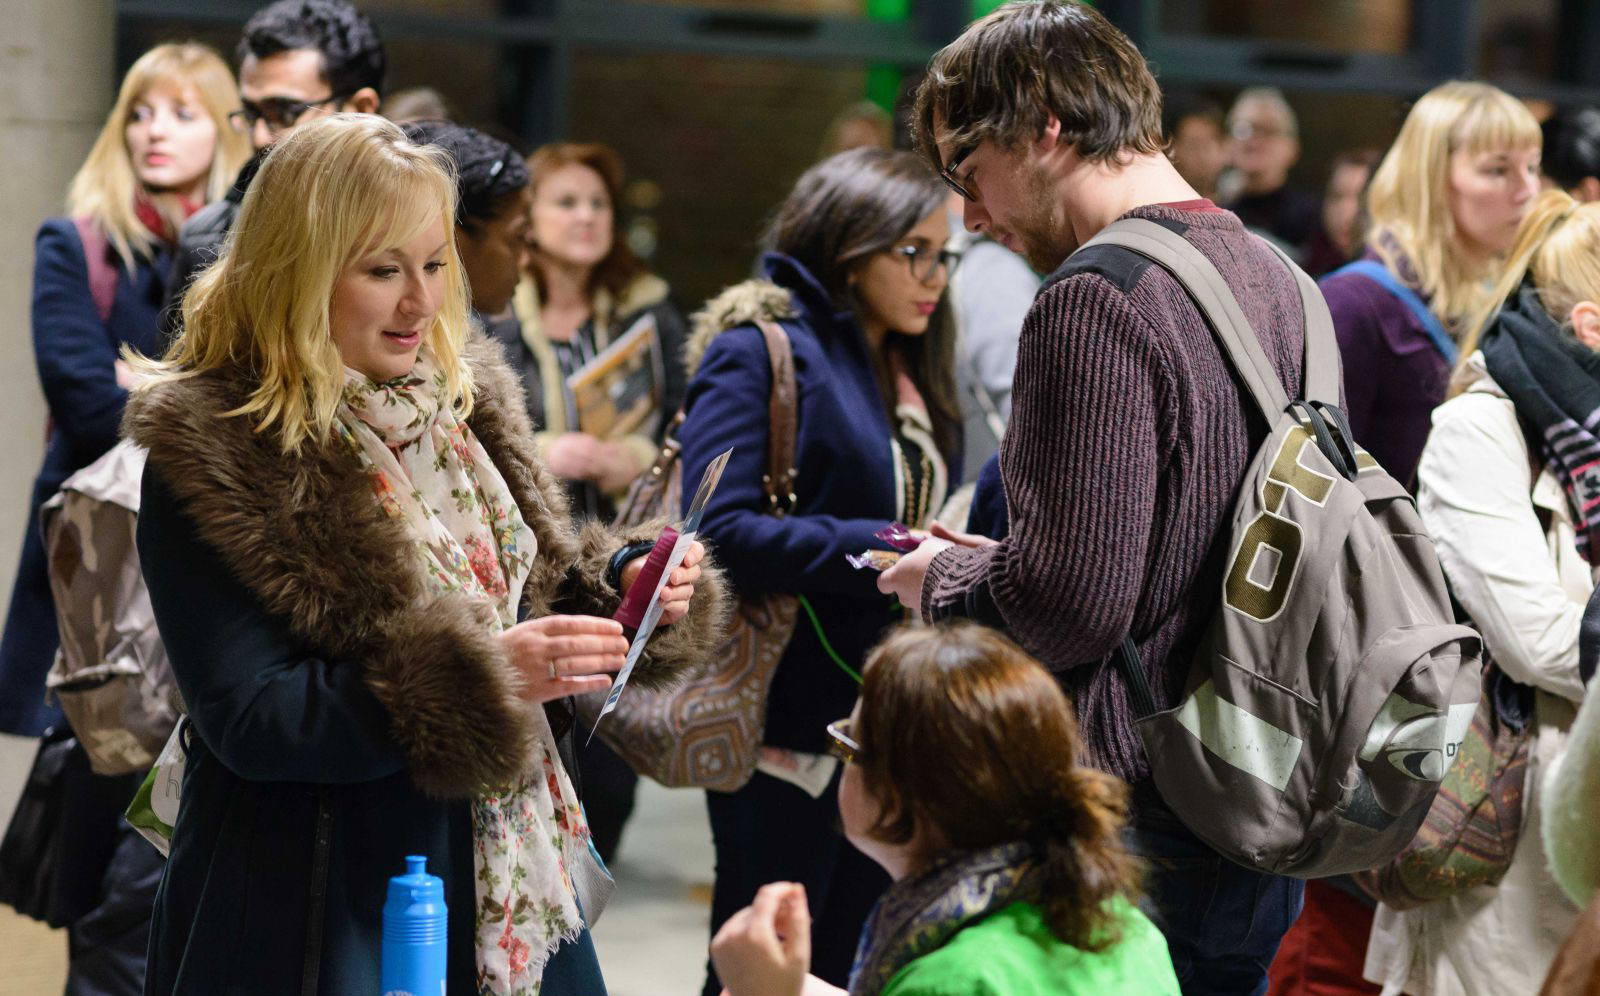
[[1318, 81, 1540, 488], [0, 40, 246, 994], [1364, 188, 1600, 995], [1269, 80, 1542, 996]]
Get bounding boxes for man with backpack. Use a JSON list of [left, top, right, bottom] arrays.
[[877, 3, 1315, 991]]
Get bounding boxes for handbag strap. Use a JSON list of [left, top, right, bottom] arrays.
[[1330, 259, 1458, 366], [753, 318, 799, 516], [1078, 217, 1341, 419], [637, 318, 799, 517]]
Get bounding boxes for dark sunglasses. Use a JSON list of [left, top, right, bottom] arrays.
[[886, 244, 960, 282], [228, 94, 344, 134], [939, 143, 977, 201], [825, 718, 861, 765]]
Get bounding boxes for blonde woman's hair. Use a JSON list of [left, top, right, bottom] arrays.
[[1364, 80, 1541, 328], [67, 42, 250, 270], [132, 114, 475, 454], [1454, 188, 1600, 377]]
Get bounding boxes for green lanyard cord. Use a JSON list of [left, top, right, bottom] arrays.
[[796, 593, 863, 685]]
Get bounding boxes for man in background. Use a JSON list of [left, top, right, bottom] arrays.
[[1222, 87, 1323, 263], [164, 0, 385, 329]]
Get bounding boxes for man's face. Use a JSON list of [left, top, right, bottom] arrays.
[[237, 48, 341, 151], [1228, 98, 1299, 189], [941, 133, 1073, 273]]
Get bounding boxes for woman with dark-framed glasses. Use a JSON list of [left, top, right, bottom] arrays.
[[711, 623, 1181, 996], [676, 145, 965, 996]]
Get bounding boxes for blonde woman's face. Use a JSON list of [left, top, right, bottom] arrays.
[[529, 163, 613, 271], [1448, 145, 1541, 260], [126, 83, 218, 201], [330, 217, 448, 383]]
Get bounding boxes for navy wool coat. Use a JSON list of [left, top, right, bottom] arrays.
[[678, 253, 937, 751], [0, 218, 170, 736]]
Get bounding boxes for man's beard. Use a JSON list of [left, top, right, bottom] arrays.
[[1009, 161, 1074, 273]]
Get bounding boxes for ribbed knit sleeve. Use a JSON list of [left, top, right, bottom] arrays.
[[924, 273, 1171, 670]]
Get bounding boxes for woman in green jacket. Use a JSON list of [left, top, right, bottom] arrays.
[[711, 621, 1179, 996]]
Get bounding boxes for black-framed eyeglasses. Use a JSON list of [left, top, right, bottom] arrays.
[[228, 94, 344, 135], [825, 718, 861, 765], [938, 143, 977, 202], [886, 244, 960, 282]]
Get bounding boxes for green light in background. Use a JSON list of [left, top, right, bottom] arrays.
[[863, 0, 1041, 112]]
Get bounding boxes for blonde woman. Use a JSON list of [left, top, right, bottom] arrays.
[[0, 39, 245, 994], [124, 115, 726, 994], [0, 41, 247, 738], [1364, 188, 1599, 995], [1319, 81, 1540, 488]]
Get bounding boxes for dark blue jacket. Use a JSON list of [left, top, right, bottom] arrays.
[[0, 218, 170, 736], [966, 453, 1010, 540], [678, 254, 911, 751], [136, 467, 480, 996], [123, 335, 703, 995]]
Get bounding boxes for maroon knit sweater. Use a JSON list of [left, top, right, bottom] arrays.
[[924, 203, 1308, 782]]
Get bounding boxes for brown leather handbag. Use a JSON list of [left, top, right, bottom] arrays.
[[576, 318, 800, 793]]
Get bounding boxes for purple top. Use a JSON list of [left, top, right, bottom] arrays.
[[1320, 251, 1452, 487]]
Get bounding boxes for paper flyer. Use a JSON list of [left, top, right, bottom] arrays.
[[590, 447, 733, 734]]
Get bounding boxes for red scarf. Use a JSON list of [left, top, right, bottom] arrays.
[[134, 194, 202, 245]]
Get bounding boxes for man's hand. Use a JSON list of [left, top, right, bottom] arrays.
[[929, 521, 999, 549], [876, 537, 953, 621]]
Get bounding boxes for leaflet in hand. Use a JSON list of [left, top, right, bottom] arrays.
[[590, 447, 733, 735]]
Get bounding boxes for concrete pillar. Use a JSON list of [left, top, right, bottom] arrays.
[[0, 0, 114, 821]]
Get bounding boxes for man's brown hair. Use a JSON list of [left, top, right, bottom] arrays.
[[912, 0, 1163, 174], [855, 622, 1140, 951]]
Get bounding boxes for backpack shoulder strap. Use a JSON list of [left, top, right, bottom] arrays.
[[71, 216, 117, 324], [1258, 238, 1341, 406], [1079, 217, 1339, 417], [1331, 259, 1459, 366]]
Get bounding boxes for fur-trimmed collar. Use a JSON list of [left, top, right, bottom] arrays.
[[124, 334, 728, 798], [683, 279, 796, 378]]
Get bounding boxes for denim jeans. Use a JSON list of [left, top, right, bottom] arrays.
[[1124, 784, 1305, 996]]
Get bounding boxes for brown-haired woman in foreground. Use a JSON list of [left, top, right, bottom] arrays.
[[711, 622, 1179, 996]]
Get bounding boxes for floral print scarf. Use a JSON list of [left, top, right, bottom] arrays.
[[334, 352, 589, 995]]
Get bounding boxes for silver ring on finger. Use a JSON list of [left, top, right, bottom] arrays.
[[549, 661, 557, 679]]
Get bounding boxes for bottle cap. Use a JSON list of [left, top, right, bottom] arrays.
[[386, 854, 444, 908]]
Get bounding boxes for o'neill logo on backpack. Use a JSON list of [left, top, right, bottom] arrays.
[[1223, 424, 1335, 621]]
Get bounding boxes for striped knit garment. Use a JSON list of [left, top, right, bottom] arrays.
[[924, 203, 1312, 782]]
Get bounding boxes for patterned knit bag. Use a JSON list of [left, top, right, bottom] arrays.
[[1354, 668, 1530, 908], [575, 318, 800, 793]]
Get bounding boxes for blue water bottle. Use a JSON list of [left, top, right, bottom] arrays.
[[381, 855, 447, 996]]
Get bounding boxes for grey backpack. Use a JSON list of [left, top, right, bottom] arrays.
[[1082, 218, 1483, 877]]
